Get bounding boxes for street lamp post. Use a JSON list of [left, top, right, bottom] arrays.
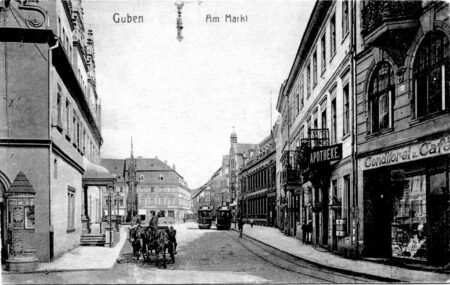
[[115, 192, 121, 231], [107, 186, 113, 248]]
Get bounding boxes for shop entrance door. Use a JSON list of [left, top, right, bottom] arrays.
[[0, 181, 7, 264], [363, 169, 391, 257], [427, 171, 448, 265]]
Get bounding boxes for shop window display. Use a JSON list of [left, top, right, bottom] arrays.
[[391, 174, 427, 261]]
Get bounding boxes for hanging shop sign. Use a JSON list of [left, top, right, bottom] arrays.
[[309, 144, 342, 165], [362, 135, 450, 170]]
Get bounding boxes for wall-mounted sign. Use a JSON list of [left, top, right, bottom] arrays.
[[309, 144, 342, 165], [362, 135, 450, 170]]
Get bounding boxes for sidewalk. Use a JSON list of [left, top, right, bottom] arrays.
[[232, 223, 450, 283], [3, 225, 128, 274]]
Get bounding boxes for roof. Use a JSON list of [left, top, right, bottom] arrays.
[[101, 159, 125, 179], [83, 158, 115, 186], [8, 171, 35, 194], [126, 158, 173, 172], [235, 143, 257, 154]]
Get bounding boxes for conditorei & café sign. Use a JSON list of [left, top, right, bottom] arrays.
[[362, 135, 450, 170]]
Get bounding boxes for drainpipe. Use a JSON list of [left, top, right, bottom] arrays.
[[350, 0, 359, 257], [48, 37, 59, 260]]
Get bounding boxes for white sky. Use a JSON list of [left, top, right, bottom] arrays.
[[84, 0, 316, 189]]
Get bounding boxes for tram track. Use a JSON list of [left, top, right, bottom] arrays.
[[224, 230, 383, 283]]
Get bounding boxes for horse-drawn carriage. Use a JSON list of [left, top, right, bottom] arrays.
[[128, 224, 176, 268]]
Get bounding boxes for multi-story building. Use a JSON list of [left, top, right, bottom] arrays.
[[0, 0, 111, 267], [103, 157, 190, 223], [276, 0, 356, 254], [193, 155, 230, 214], [355, 0, 450, 266], [239, 135, 276, 226], [101, 159, 128, 221], [228, 130, 257, 214]]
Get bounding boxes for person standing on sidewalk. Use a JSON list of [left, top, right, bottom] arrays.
[[250, 218, 254, 228], [238, 216, 244, 238]]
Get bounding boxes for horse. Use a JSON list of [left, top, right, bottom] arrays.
[[155, 228, 170, 268]]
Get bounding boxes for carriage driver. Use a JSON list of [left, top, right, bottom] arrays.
[[149, 211, 160, 231], [130, 218, 144, 249]]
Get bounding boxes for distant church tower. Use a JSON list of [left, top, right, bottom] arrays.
[[230, 126, 237, 144]]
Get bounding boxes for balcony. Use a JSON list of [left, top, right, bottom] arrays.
[[280, 151, 301, 190], [361, 0, 421, 63]]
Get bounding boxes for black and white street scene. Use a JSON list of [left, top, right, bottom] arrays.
[[1, 0, 450, 284]]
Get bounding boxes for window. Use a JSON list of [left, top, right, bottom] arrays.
[[342, 0, 349, 38], [321, 34, 326, 74], [151, 187, 154, 193], [313, 50, 318, 87], [139, 175, 144, 181], [331, 97, 337, 144], [120, 186, 123, 192], [120, 199, 124, 206], [72, 116, 76, 143], [150, 198, 156, 206], [169, 199, 174, 206], [54, 159, 58, 179], [300, 77, 304, 109], [56, 84, 62, 129], [159, 198, 164, 205], [307, 63, 311, 98], [295, 89, 300, 117], [321, 108, 327, 130], [159, 175, 164, 181], [369, 62, 394, 132], [414, 31, 449, 117], [65, 100, 70, 136], [343, 84, 350, 136], [67, 187, 75, 231], [330, 13, 336, 57], [343, 175, 351, 233], [76, 121, 80, 147]]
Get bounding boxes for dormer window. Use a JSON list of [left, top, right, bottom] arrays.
[[139, 175, 144, 181], [159, 175, 164, 181]]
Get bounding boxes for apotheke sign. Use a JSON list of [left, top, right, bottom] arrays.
[[362, 135, 450, 170], [309, 144, 342, 164]]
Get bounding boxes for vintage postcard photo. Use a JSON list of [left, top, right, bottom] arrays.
[[1, 0, 450, 284]]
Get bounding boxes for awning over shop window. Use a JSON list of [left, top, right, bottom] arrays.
[[138, 209, 146, 215]]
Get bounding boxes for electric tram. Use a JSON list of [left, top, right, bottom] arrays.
[[216, 206, 232, 230], [197, 206, 213, 229]]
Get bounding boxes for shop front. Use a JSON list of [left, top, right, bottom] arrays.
[[298, 141, 342, 247], [360, 134, 450, 265]]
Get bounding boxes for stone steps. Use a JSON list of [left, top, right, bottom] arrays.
[[80, 234, 106, 246]]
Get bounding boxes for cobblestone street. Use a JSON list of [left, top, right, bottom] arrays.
[[3, 222, 378, 284]]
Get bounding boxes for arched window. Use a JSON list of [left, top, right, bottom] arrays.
[[414, 31, 450, 117], [369, 61, 395, 132]]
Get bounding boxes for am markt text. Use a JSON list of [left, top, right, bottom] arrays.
[[206, 14, 248, 23]]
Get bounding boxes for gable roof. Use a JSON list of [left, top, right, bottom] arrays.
[[235, 143, 257, 154], [101, 158, 126, 181]]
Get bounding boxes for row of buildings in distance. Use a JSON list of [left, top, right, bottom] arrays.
[[197, 0, 450, 269]]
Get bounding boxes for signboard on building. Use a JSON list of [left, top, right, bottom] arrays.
[[309, 144, 342, 165], [361, 135, 450, 170]]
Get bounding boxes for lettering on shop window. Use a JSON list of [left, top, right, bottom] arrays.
[[363, 136, 450, 169]]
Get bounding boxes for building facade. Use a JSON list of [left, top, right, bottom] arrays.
[[276, 0, 357, 255], [228, 130, 257, 214], [103, 157, 191, 223], [0, 0, 109, 265], [193, 155, 230, 215], [239, 135, 276, 226], [356, 0, 450, 266]]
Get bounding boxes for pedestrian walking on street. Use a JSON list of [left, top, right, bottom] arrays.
[[250, 218, 254, 228], [238, 216, 244, 238]]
